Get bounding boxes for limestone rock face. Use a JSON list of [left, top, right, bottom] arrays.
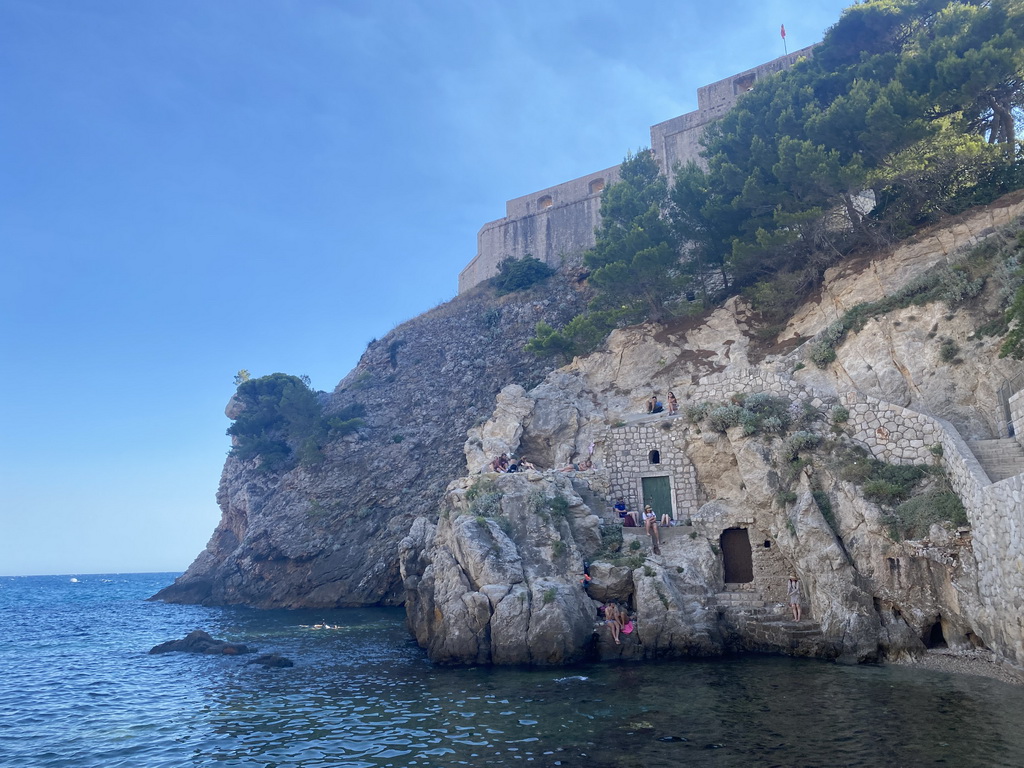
[[400, 472, 736, 664], [153, 278, 588, 608], [400, 473, 599, 665], [161, 190, 1024, 674]]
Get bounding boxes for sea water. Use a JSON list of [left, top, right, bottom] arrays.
[[2, 573, 1024, 768]]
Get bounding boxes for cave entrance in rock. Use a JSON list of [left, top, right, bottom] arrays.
[[721, 528, 753, 583], [641, 476, 673, 520], [925, 618, 948, 649]]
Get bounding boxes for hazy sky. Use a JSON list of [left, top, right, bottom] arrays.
[[1, 0, 853, 577]]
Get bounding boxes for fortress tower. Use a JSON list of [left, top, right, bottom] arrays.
[[458, 45, 814, 294]]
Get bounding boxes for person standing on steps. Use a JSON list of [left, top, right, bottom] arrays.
[[788, 574, 802, 621]]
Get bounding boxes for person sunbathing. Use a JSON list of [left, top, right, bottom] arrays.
[[558, 457, 592, 472]]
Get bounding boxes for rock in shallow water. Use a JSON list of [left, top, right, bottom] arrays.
[[148, 629, 253, 655]]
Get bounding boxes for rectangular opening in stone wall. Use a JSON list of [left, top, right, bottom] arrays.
[[641, 476, 673, 520], [721, 527, 754, 583]]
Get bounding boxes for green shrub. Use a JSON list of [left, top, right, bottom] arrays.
[[707, 404, 743, 432], [782, 431, 821, 461], [544, 495, 572, 520], [543, 587, 557, 605], [812, 486, 839, 535], [466, 478, 503, 517], [552, 539, 567, 557], [884, 491, 968, 540], [938, 338, 961, 363], [684, 403, 711, 423], [831, 406, 850, 425], [491, 255, 555, 295], [778, 490, 798, 505]]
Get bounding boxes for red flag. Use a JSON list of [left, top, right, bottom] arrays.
[[780, 24, 786, 39]]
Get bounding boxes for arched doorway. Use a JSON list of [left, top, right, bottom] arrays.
[[721, 528, 753, 583]]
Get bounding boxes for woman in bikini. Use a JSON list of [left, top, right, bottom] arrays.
[[604, 602, 624, 644]]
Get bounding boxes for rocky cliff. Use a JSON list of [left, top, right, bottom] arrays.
[[153, 272, 588, 607], [400, 193, 1024, 673], [157, 193, 1024, 676]]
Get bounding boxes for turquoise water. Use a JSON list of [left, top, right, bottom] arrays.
[[2, 573, 1024, 767]]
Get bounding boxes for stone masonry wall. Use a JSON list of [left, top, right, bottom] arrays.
[[606, 421, 700, 521], [650, 46, 814, 180], [1010, 390, 1024, 445]]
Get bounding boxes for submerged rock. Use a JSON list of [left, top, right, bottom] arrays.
[[247, 653, 294, 668], [149, 629, 252, 656]]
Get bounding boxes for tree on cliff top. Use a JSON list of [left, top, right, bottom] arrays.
[[227, 373, 365, 472], [673, 0, 1024, 302], [584, 149, 683, 323], [526, 150, 686, 360], [529, 0, 1024, 357]]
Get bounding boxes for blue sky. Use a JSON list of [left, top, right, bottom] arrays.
[[0, 0, 854, 577]]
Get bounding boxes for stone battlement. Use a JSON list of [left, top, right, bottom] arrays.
[[458, 45, 816, 294]]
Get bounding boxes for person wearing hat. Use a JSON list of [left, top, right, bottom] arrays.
[[642, 505, 660, 546], [787, 574, 802, 621]]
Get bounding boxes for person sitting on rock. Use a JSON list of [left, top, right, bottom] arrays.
[[489, 454, 510, 473], [646, 395, 664, 414], [511, 456, 537, 472], [603, 602, 624, 644], [643, 505, 661, 546], [667, 391, 679, 416], [615, 499, 637, 527]]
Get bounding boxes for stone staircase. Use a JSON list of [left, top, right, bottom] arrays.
[[713, 591, 827, 656], [967, 438, 1024, 483]]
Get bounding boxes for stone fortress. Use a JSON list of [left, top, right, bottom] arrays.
[[457, 45, 815, 294]]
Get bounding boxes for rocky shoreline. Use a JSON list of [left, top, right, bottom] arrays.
[[889, 648, 1024, 686]]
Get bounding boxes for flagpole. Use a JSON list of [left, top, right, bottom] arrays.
[[781, 23, 788, 54]]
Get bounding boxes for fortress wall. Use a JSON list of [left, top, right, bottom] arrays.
[[457, 48, 816, 294], [651, 46, 816, 177], [459, 167, 618, 292], [504, 166, 620, 220]]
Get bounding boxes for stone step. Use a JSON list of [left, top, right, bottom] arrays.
[[967, 438, 1024, 482]]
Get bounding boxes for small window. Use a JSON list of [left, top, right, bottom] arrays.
[[538, 195, 553, 209], [648, 450, 661, 464], [589, 178, 605, 194]]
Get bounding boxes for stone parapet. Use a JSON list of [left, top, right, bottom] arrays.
[[1010, 389, 1024, 444]]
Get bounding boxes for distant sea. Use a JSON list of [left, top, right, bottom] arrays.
[[3, 572, 1024, 767]]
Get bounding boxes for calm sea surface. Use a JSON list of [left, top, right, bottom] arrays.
[[2, 573, 1024, 768]]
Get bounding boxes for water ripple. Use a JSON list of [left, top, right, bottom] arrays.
[[2, 575, 1024, 767]]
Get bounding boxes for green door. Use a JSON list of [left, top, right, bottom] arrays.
[[641, 476, 673, 520]]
